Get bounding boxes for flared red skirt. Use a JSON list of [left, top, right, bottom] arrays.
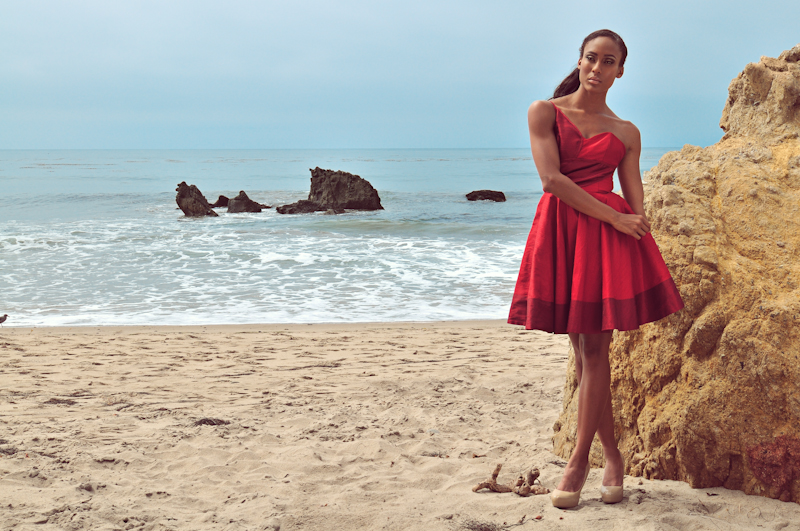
[[507, 191, 683, 334]]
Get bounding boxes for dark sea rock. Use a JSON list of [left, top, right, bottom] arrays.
[[276, 200, 326, 215], [227, 191, 263, 213], [308, 167, 383, 210], [276, 167, 383, 214], [466, 190, 506, 202], [210, 195, 229, 208], [175, 182, 218, 217]]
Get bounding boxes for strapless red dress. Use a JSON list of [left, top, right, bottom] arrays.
[[508, 102, 683, 334]]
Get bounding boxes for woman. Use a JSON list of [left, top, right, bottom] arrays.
[[508, 30, 684, 508]]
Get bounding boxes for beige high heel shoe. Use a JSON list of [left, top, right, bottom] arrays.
[[600, 458, 624, 503], [550, 463, 591, 509], [600, 472, 625, 503], [600, 484, 623, 504]]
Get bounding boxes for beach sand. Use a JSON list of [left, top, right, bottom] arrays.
[[1, 321, 798, 530]]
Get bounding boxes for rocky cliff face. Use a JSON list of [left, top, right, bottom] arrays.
[[553, 45, 800, 503]]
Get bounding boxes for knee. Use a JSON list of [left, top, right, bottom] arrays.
[[579, 343, 610, 366]]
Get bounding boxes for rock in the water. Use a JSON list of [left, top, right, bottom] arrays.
[[210, 195, 229, 208], [276, 168, 383, 214], [227, 191, 263, 213], [175, 182, 218, 217], [307, 167, 383, 210], [324, 208, 345, 215], [275, 200, 326, 215], [554, 45, 800, 503], [466, 190, 506, 202]]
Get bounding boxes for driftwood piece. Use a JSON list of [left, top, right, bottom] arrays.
[[472, 464, 550, 496], [472, 463, 513, 493]]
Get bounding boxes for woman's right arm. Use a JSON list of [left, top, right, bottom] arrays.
[[528, 101, 649, 240]]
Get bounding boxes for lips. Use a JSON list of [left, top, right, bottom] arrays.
[[588, 77, 601, 84]]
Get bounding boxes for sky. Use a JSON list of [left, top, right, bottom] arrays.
[[1, 0, 798, 150]]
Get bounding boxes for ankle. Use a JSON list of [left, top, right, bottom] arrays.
[[602, 447, 622, 461], [566, 454, 590, 470]]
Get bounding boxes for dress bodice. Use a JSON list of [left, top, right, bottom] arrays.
[[552, 102, 626, 194]]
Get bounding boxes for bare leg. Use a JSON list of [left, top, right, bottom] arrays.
[[568, 333, 583, 384], [557, 332, 615, 492], [568, 333, 624, 487], [599, 391, 624, 486]]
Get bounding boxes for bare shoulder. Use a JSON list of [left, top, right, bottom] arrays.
[[527, 100, 556, 129], [612, 118, 640, 150]]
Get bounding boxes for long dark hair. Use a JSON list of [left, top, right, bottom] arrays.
[[551, 29, 627, 99]]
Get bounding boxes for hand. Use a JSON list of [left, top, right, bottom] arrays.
[[611, 213, 651, 240]]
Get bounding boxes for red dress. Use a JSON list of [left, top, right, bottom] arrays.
[[508, 102, 683, 334]]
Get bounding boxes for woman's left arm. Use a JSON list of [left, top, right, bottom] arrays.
[[617, 124, 646, 217]]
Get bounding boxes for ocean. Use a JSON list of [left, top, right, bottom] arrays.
[[0, 148, 674, 327]]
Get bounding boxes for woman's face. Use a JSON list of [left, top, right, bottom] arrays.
[[577, 37, 624, 92]]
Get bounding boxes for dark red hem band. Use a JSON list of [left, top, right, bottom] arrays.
[[507, 277, 684, 334]]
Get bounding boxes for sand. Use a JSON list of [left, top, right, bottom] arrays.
[[1, 320, 798, 531]]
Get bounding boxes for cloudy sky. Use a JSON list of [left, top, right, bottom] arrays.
[[1, 0, 798, 149]]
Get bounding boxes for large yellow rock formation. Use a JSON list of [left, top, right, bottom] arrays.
[[553, 44, 800, 503]]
